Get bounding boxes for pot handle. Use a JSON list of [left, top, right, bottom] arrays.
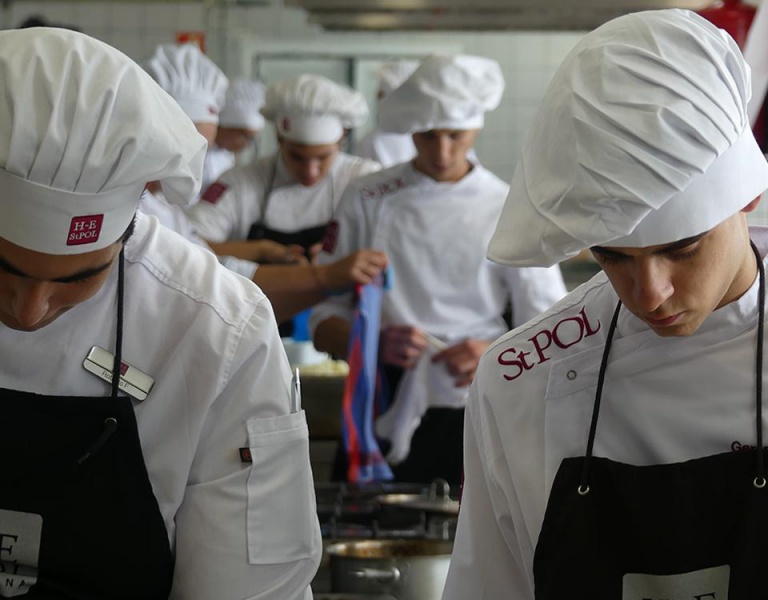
[[351, 567, 401, 583]]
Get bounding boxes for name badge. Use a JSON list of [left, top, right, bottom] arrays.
[[82, 346, 155, 401]]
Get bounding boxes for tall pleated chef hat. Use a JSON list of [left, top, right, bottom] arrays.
[[377, 60, 420, 97], [378, 54, 505, 134], [0, 28, 207, 256], [488, 9, 768, 268], [220, 78, 266, 130], [261, 74, 369, 145], [144, 43, 228, 125]]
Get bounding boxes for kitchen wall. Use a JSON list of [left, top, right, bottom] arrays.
[[0, 0, 584, 182]]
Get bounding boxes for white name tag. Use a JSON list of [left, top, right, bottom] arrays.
[[82, 346, 154, 401], [623, 564, 730, 600]]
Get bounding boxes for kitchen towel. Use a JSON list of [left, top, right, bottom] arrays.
[[341, 271, 393, 482]]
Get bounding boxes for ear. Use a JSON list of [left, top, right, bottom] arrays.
[[742, 195, 762, 214]]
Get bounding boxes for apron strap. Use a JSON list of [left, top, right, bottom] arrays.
[[751, 240, 766, 488], [578, 299, 621, 495]]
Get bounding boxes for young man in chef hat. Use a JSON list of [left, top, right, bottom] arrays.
[[443, 9, 768, 600], [202, 77, 267, 191], [354, 60, 420, 168], [311, 54, 567, 485], [186, 73, 381, 262], [0, 28, 321, 598], [142, 48, 388, 323]]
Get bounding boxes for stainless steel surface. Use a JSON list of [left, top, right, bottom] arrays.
[[327, 540, 453, 600], [285, 0, 712, 31], [376, 478, 459, 516]]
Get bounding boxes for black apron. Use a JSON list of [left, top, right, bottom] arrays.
[[246, 157, 332, 256], [533, 241, 768, 600], [247, 157, 334, 337], [0, 250, 174, 599]]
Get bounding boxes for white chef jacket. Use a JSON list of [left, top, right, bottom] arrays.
[[202, 144, 236, 192], [0, 212, 321, 600], [443, 227, 768, 600], [139, 189, 259, 280], [354, 128, 416, 168], [185, 152, 381, 242], [309, 161, 566, 462]]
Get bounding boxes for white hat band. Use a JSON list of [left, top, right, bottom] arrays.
[[276, 113, 344, 145], [0, 167, 143, 255]]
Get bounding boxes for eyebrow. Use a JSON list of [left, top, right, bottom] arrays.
[[0, 256, 114, 283], [592, 232, 709, 257]]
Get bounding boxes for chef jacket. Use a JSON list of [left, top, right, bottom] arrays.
[[202, 144, 236, 193], [185, 152, 380, 243], [442, 227, 768, 600], [139, 189, 259, 279], [0, 211, 322, 600], [309, 161, 566, 459]]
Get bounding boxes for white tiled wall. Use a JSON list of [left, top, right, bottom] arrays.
[[0, 1, 584, 182]]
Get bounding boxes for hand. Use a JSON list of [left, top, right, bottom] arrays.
[[431, 339, 491, 387], [314, 249, 388, 292], [379, 325, 427, 369], [255, 240, 306, 264]]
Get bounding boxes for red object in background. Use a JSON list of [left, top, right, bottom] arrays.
[[698, 0, 766, 149], [175, 31, 206, 53]]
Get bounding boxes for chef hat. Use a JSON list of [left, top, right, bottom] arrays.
[[220, 78, 266, 130], [377, 60, 420, 97], [144, 43, 228, 125], [378, 54, 504, 134], [0, 28, 207, 256], [261, 74, 369, 145], [488, 9, 768, 268]]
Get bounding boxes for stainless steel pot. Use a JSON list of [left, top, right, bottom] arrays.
[[327, 539, 453, 600], [376, 479, 459, 516]]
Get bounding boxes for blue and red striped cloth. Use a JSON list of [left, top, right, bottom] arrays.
[[341, 270, 393, 483]]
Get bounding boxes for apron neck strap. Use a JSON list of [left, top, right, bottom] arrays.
[[578, 239, 766, 496], [110, 247, 125, 400]]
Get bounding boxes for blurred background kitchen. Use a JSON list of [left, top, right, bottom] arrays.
[[4, 2, 766, 597]]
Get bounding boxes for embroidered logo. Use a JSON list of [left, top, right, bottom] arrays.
[[360, 178, 409, 200], [201, 181, 229, 204], [731, 440, 756, 452], [622, 564, 729, 599], [497, 306, 601, 381], [322, 220, 340, 254], [0, 509, 43, 597], [66, 215, 104, 247]]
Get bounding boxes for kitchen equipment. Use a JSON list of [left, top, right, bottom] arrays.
[[375, 478, 459, 516], [314, 594, 397, 600], [327, 539, 453, 600]]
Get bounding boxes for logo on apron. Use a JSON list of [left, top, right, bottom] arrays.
[[622, 564, 729, 600], [0, 509, 42, 598]]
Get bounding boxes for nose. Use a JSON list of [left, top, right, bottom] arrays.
[[12, 281, 53, 328], [632, 259, 673, 313], [437, 137, 452, 164], [300, 160, 322, 185]]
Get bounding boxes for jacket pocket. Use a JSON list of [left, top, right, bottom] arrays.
[[245, 410, 317, 564]]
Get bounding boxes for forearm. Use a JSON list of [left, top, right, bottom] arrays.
[[312, 316, 352, 358], [207, 239, 262, 261], [252, 265, 326, 324]]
